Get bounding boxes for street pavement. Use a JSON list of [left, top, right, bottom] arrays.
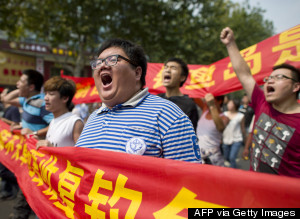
[[236, 145, 251, 170], [0, 198, 36, 219]]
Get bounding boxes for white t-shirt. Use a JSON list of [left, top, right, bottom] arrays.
[[46, 112, 82, 147], [222, 111, 244, 145], [196, 110, 224, 150]]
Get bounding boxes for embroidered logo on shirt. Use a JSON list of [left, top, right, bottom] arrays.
[[126, 137, 147, 155]]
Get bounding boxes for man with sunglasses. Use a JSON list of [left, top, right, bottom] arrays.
[[75, 39, 201, 163], [221, 27, 300, 177]]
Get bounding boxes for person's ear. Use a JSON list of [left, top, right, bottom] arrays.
[[28, 84, 35, 92], [135, 66, 142, 81], [293, 82, 300, 93], [180, 74, 187, 85], [62, 96, 69, 104]]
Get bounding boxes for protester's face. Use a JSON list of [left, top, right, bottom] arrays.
[[227, 100, 236, 111], [93, 47, 140, 108], [224, 96, 229, 104], [16, 74, 30, 97], [44, 90, 67, 114], [263, 68, 299, 104], [162, 61, 185, 88], [242, 95, 249, 105]]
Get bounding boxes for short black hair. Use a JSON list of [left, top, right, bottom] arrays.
[[22, 69, 44, 92], [165, 57, 189, 87], [215, 95, 225, 106], [273, 63, 300, 98], [228, 98, 240, 111], [96, 38, 147, 88], [273, 63, 300, 82]]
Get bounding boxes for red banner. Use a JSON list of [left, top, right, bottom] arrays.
[[1, 120, 300, 218], [64, 24, 300, 104]]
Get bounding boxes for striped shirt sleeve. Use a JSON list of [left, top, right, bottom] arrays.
[[161, 113, 201, 163]]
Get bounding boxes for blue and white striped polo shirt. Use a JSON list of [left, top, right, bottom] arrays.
[[19, 94, 54, 131], [76, 88, 201, 163]]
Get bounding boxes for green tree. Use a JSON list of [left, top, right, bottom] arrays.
[[225, 0, 274, 53], [1, 0, 116, 76], [0, 0, 274, 76]]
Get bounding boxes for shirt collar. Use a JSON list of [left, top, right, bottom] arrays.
[[26, 93, 43, 103], [97, 88, 149, 114]]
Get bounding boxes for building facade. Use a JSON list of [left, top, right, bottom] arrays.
[[0, 39, 92, 90]]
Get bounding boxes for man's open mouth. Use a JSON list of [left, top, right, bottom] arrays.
[[163, 75, 171, 82], [267, 86, 275, 93], [101, 73, 112, 86]]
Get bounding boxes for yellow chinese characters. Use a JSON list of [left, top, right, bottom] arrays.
[[90, 85, 99, 97], [28, 149, 46, 186], [224, 45, 262, 80], [85, 169, 142, 219], [152, 65, 218, 90], [185, 65, 216, 90], [0, 130, 28, 164], [11, 139, 24, 161], [26, 149, 83, 219], [152, 66, 164, 89], [153, 187, 227, 219], [272, 25, 300, 65], [74, 85, 91, 99], [53, 161, 84, 219], [4, 133, 19, 155], [52, 48, 75, 57], [40, 155, 60, 200], [0, 129, 13, 151]]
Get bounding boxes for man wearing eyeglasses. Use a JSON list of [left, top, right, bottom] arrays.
[[221, 27, 300, 178], [75, 38, 201, 163]]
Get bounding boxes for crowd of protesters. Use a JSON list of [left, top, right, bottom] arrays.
[[0, 26, 300, 218]]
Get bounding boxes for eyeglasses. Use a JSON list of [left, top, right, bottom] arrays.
[[90, 54, 137, 69], [263, 74, 298, 83]]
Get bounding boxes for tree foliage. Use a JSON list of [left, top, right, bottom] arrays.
[[0, 0, 274, 76]]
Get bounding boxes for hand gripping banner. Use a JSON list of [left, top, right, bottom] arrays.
[[64, 24, 300, 104], [1, 120, 300, 218]]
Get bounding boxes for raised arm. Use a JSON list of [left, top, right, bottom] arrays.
[[220, 27, 256, 100], [205, 93, 229, 132], [193, 97, 206, 111], [1, 89, 21, 107]]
